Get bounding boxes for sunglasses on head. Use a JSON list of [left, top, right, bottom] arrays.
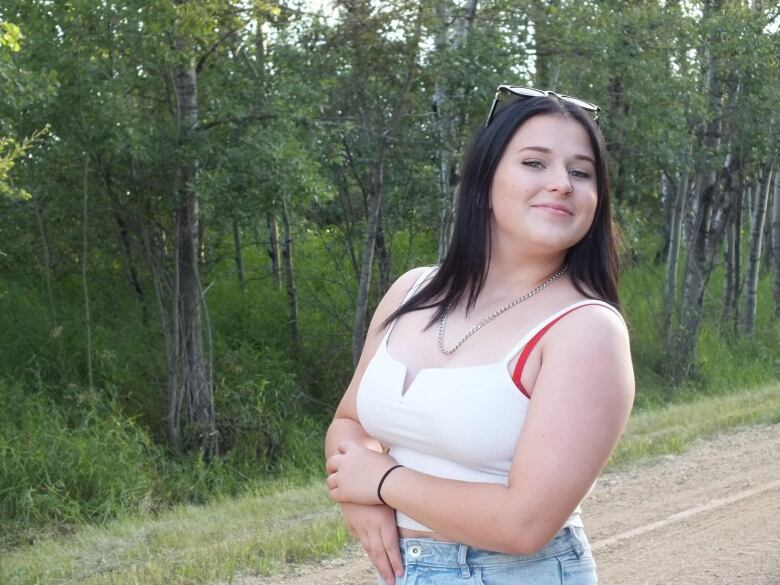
[[485, 85, 601, 127]]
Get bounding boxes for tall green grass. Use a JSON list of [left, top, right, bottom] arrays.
[[0, 381, 160, 547], [3, 382, 777, 585]]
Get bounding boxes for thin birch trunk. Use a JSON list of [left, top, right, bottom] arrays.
[[351, 8, 423, 365], [141, 225, 180, 452], [772, 170, 780, 318], [658, 171, 674, 265], [173, 5, 216, 455], [741, 167, 773, 337], [532, 0, 560, 89], [266, 213, 281, 287], [762, 184, 773, 273], [232, 218, 244, 288], [434, 1, 454, 262], [281, 194, 301, 357], [435, 0, 478, 260], [375, 204, 391, 295], [670, 6, 736, 380], [33, 200, 59, 333], [663, 161, 689, 347], [720, 200, 739, 330], [81, 153, 94, 392]]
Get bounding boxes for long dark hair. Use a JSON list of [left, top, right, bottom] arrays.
[[385, 95, 623, 329]]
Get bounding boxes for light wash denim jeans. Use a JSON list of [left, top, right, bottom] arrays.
[[377, 525, 597, 585]]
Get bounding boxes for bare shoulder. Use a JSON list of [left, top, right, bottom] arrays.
[[548, 300, 630, 355], [540, 300, 634, 400], [369, 266, 435, 328]]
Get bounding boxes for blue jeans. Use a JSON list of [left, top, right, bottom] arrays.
[[378, 525, 597, 584]]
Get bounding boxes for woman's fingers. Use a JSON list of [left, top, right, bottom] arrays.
[[363, 531, 398, 585], [325, 453, 341, 474], [380, 520, 404, 579]]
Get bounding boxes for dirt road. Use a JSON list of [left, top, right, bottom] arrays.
[[238, 423, 780, 584]]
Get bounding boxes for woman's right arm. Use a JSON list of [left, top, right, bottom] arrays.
[[324, 267, 429, 585]]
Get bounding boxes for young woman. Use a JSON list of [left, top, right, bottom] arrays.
[[324, 86, 635, 585]]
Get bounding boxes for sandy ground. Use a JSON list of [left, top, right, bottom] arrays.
[[226, 423, 780, 585]]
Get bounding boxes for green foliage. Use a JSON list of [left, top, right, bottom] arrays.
[[0, 380, 160, 547]]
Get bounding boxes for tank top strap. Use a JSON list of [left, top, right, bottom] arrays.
[[500, 298, 624, 366], [384, 266, 438, 338]]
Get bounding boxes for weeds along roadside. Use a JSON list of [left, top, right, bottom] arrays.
[[2, 382, 778, 585]]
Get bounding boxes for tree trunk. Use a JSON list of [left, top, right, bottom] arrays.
[[531, 0, 560, 89], [668, 2, 738, 381], [281, 194, 301, 357], [762, 182, 773, 274], [140, 225, 180, 452], [33, 197, 66, 379], [434, 1, 454, 262], [353, 165, 386, 365], [720, 195, 740, 331], [81, 153, 94, 392], [232, 218, 244, 288], [741, 167, 773, 337], [658, 171, 674, 265], [350, 7, 423, 365], [100, 165, 146, 315], [375, 204, 391, 295], [772, 169, 780, 318], [266, 212, 281, 287], [663, 161, 689, 347], [173, 13, 216, 455]]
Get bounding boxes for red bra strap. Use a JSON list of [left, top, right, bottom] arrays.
[[512, 303, 603, 399]]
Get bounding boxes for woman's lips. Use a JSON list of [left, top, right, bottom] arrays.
[[533, 204, 572, 216]]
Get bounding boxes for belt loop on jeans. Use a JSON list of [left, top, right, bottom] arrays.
[[567, 526, 585, 559], [457, 543, 471, 578]]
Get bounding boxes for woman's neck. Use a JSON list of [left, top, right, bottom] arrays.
[[480, 246, 569, 301]]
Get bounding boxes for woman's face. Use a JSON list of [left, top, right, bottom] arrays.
[[489, 113, 598, 257]]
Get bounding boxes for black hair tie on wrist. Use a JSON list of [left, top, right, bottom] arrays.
[[377, 464, 404, 505]]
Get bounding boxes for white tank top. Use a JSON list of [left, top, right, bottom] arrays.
[[356, 267, 626, 532]]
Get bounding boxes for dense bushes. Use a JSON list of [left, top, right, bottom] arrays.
[[1, 241, 778, 549], [0, 381, 159, 546]]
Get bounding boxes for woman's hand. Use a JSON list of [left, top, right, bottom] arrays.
[[326, 442, 405, 584], [340, 502, 404, 585], [326, 441, 398, 505]]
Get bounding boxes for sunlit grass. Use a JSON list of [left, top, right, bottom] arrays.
[[611, 382, 780, 466], [4, 382, 779, 585], [2, 482, 348, 585]]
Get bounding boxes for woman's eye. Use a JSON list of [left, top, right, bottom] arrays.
[[522, 160, 543, 168], [570, 169, 592, 179]]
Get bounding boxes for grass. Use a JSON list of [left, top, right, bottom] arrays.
[[3, 381, 779, 585], [2, 481, 349, 585], [611, 381, 780, 466]]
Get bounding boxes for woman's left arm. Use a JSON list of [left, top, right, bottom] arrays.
[[326, 306, 634, 555]]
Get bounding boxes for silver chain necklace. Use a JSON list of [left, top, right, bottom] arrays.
[[437, 265, 569, 355]]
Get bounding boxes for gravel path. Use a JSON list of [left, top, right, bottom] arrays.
[[223, 423, 780, 585]]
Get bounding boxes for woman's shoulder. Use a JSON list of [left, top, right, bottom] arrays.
[[549, 294, 630, 347], [369, 266, 437, 328], [384, 265, 436, 302]]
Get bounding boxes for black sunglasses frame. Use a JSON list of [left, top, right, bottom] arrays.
[[484, 85, 601, 127]]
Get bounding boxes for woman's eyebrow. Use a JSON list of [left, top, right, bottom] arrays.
[[517, 146, 595, 166]]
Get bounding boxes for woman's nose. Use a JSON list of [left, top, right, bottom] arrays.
[[546, 166, 573, 194]]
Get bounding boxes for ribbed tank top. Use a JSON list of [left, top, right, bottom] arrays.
[[356, 267, 626, 532]]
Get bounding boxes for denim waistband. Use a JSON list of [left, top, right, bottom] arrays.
[[397, 525, 590, 574]]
